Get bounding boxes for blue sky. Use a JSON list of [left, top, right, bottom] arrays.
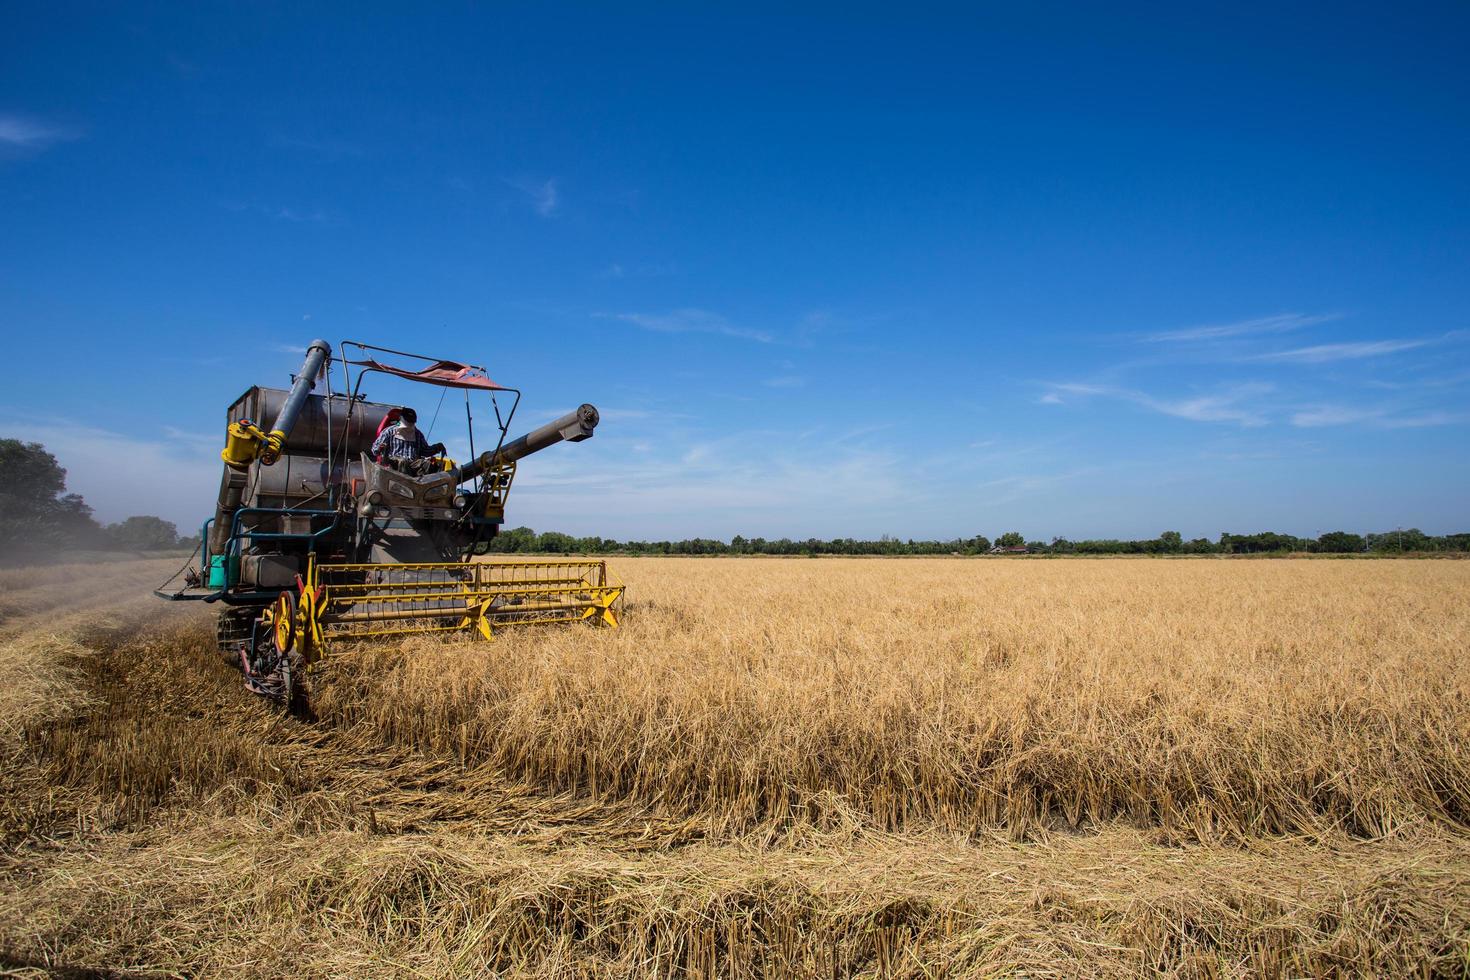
[[2, 3, 1467, 540]]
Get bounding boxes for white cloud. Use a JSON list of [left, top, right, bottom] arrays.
[[0, 114, 81, 150], [489, 416, 1120, 540], [1365, 370, 1470, 391], [505, 177, 559, 217], [1381, 411, 1467, 428], [268, 133, 364, 157], [1290, 405, 1383, 428], [601, 309, 776, 344], [271, 206, 329, 223], [1141, 313, 1336, 343], [596, 261, 676, 280], [1253, 340, 1428, 364], [1043, 382, 1272, 427], [507, 433, 915, 537], [1291, 405, 1466, 429], [222, 201, 331, 223], [971, 468, 1100, 508], [2, 415, 221, 528], [1153, 386, 1273, 425], [534, 179, 558, 216], [160, 425, 225, 450]]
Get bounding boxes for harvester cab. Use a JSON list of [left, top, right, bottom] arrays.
[[158, 340, 622, 706]]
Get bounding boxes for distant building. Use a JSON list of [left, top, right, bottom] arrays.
[[988, 545, 1029, 554]]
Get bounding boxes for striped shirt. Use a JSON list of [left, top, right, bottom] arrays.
[[371, 425, 432, 460]]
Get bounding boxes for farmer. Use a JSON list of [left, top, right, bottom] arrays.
[[371, 407, 444, 474]]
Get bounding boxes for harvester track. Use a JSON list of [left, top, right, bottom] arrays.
[[11, 608, 703, 852]]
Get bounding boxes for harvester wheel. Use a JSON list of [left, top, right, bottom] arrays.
[[272, 590, 297, 655]]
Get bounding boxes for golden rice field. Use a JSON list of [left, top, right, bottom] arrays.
[[2, 556, 1468, 977]]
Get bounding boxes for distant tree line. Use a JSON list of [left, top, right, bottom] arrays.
[[5, 440, 1465, 564], [0, 440, 198, 563], [488, 526, 1470, 556]]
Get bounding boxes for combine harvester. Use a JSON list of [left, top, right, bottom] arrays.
[[158, 340, 622, 708]]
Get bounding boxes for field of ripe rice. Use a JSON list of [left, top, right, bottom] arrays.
[[2, 556, 1469, 977], [322, 557, 1470, 841]]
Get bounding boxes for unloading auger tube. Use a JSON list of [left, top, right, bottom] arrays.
[[454, 403, 599, 483], [159, 338, 623, 709]]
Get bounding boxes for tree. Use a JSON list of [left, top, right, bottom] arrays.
[[0, 439, 100, 556], [1317, 531, 1365, 554], [488, 526, 537, 553], [1400, 528, 1432, 552], [1220, 531, 1303, 554], [457, 524, 1465, 558], [536, 531, 577, 553], [105, 515, 183, 551]]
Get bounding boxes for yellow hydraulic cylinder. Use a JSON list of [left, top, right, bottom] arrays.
[[221, 420, 268, 470]]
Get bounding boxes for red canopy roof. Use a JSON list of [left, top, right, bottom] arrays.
[[348, 358, 508, 391]]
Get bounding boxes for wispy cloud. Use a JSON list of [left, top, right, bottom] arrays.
[[1289, 405, 1383, 428], [0, 114, 81, 150], [795, 310, 836, 346], [971, 468, 1101, 508], [762, 355, 810, 388], [1193, 435, 1326, 462], [522, 406, 682, 425], [1291, 405, 1466, 429], [533, 179, 558, 216], [1141, 313, 1336, 344], [594, 261, 678, 281], [505, 427, 918, 537], [1253, 339, 1430, 364], [1381, 411, 1469, 428], [271, 206, 330, 223], [0, 414, 219, 526], [600, 309, 776, 344], [268, 133, 364, 156], [505, 177, 559, 217], [1365, 369, 1470, 391], [161, 425, 224, 450], [1044, 382, 1273, 427], [223, 201, 331, 223]]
